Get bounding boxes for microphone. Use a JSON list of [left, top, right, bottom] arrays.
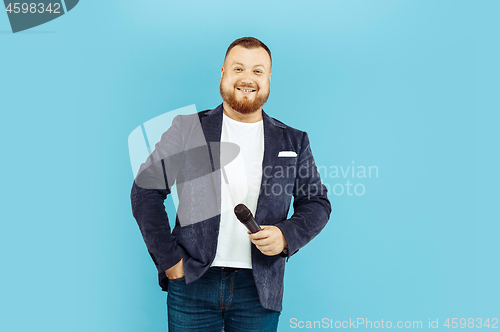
[[234, 204, 262, 234]]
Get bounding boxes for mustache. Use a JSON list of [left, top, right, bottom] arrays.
[[235, 82, 258, 89]]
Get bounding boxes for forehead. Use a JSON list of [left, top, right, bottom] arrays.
[[224, 45, 271, 69]]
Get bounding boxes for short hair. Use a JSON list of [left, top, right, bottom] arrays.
[[224, 37, 272, 66]]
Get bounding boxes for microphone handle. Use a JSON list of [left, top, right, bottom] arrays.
[[243, 219, 262, 234]]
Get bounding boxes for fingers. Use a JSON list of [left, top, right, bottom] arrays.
[[248, 227, 271, 240], [165, 259, 185, 279], [250, 236, 273, 246], [255, 244, 280, 256], [247, 225, 285, 256], [249, 231, 273, 245], [250, 229, 279, 254]]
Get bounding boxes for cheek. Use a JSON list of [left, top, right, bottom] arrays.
[[258, 80, 270, 92], [222, 77, 237, 88]]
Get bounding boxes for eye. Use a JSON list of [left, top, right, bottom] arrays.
[[234, 67, 242, 72], [254, 70, 262, 74]]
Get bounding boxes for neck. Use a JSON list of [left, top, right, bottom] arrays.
[[222, 101, 263, 123]]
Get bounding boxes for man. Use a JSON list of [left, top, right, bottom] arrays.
[[131, 37, 331, 332]]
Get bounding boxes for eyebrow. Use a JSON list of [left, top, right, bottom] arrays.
[[232, 62, 266, 69]]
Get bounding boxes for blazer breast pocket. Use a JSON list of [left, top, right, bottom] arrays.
[[278, 151, 297, 157], [273, 152, 298, 181]]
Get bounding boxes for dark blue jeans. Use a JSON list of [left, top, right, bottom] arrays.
[[167, 267, 281, 332]]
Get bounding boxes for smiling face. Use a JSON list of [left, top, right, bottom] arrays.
[[219, 45, 272, 118]]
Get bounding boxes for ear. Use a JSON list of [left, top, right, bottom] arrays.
[[220, 66, 224, 83]]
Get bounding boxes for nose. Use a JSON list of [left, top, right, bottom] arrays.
[[240, 70, 255, 85]]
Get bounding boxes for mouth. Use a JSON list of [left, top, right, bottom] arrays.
[[236, 87, 257, 94]]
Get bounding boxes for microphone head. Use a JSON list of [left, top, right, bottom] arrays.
[[234, 204, 253, 224]]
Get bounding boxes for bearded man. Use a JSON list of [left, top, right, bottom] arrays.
[[131, 37, 331, 332]]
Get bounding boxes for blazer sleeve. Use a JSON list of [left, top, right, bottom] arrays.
[[130, 115, 185, 274], [274, 132, 331, 260]]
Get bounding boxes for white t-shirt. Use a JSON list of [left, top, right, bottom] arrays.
[[211, 114, 264, 269]]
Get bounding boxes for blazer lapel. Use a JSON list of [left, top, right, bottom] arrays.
[[254, 110, 285, 224], [199, 104, 225, 170], [261, 110, 284, 187], [198, 104, 224, 210]]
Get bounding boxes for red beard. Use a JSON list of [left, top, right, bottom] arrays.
[[220, 81, 270, 114]]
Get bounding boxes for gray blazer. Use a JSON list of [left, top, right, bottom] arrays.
[[131, 104, 331, 312]]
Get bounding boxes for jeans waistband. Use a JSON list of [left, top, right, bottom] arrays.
[[211, 266, 249, 272]]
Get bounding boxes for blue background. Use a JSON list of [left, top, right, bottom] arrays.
[[1, 1, 498, 331]]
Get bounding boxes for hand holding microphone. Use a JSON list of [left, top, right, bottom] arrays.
[[234, 204, 287, 256]]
